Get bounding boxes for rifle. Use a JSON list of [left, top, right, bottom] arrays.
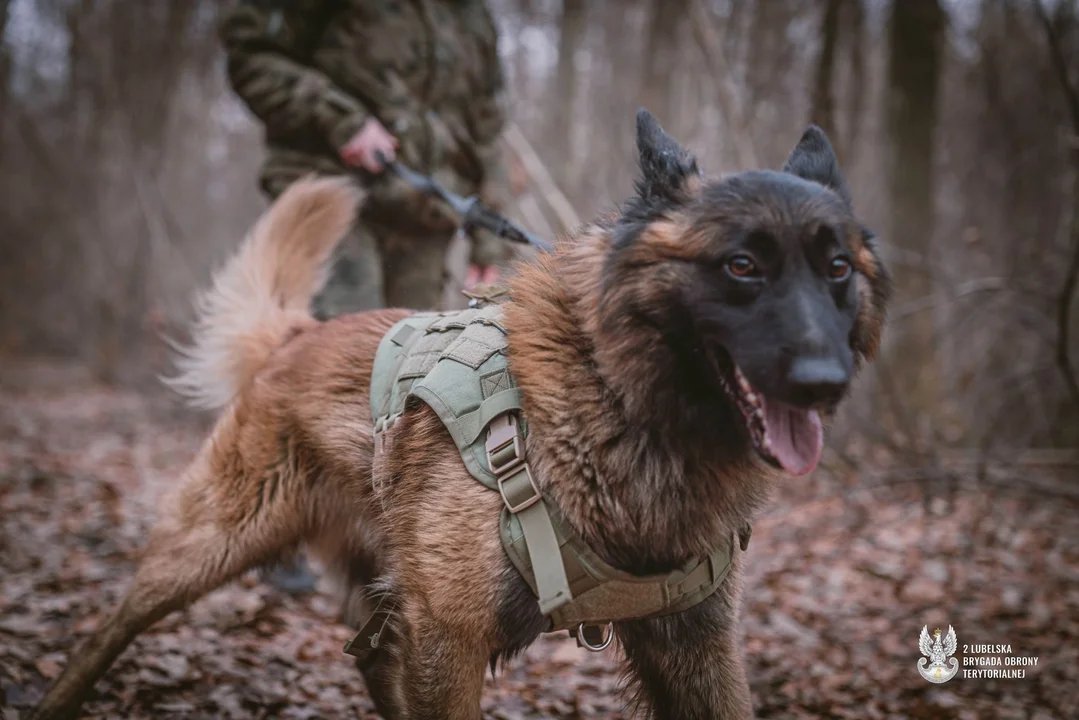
[[372, 152, 554, 253]]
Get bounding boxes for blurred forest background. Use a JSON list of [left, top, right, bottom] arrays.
[[2, 0, 1079, 481], [1, 0, 1078, 466], [3, 1, 1079, 717]]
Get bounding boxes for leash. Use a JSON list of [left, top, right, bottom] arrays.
[[371, 152, 554, 253]]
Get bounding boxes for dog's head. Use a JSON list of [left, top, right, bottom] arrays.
[[601, 109, 891, 477]]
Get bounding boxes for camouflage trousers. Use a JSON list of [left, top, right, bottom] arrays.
[[312, 219, 459, 316], [264, 162, 465, 314]]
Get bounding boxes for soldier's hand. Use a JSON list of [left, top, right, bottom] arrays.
[[465, 263, 501, 291], [340, 118, 398, 172], [465, 225, 510, 291]]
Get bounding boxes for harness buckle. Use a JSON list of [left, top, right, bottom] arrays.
[[485, 413, 523, 475], [497, 464, 541, 513], [486, 413, 540, 513], [343, 594, 397, 665], [373, 414, 399, 458]]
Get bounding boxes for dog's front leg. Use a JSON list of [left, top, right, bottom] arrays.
[[393, 606, 490, 720], [615, 582, 753, 720]]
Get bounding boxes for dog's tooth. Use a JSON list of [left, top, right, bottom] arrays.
[[737, 373, 752, 395]]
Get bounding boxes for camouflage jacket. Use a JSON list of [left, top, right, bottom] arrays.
[[220, 0, 510, 234]]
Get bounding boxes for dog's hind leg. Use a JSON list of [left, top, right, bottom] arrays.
[[33, 409, 313, 719]]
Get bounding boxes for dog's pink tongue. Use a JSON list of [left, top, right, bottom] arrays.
[[762, 399, 823, 476]]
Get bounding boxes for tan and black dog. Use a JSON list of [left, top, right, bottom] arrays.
[[33, 110, 890, 719]]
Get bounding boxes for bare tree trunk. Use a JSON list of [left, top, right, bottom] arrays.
[[745, 0, 787, 112], [842, 0, 866, 164], [0, 0, 12, 138], [885, 0, 946, 435], [550, 0, 585, 191], [810, 0, 842, 148], [641, 0, 685, 126], [1035, 0, 1079, 413]]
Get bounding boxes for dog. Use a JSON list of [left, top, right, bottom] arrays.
[[33, 109, 890, 719]]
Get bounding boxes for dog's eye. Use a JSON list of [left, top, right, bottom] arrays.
[[726, 254, 760, 280], [828, 256, 852, 282]]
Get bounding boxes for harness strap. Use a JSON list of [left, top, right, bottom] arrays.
[[500, 501, 735, 632], [485, 413, 572, 615], [454, 387, 524, 446]]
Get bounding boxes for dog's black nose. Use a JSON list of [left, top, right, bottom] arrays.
[[786, 356, 850, 406]]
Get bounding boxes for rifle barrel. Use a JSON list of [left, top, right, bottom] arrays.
[[371, 153, 553, 252]]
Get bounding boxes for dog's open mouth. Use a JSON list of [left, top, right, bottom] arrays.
[[718, 365, 824, 477]]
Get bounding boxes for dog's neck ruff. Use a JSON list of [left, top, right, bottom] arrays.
[[365, 303, 741, 638]]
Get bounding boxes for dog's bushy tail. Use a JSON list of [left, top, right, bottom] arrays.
[[165, 176, 361, 409]]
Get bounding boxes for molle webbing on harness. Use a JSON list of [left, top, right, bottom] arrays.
[[368, 306, 736, 631], [501, 510, 734, 631], [370, 306, 524, 490], [371, 305, 571, 615]]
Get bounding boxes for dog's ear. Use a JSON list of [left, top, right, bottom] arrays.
[[782, 126, 852, 207], [634, 108, 700, 202], [849, 226, 892, 365]]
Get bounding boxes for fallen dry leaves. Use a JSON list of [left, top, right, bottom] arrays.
[[1, 359, 1077, 719]]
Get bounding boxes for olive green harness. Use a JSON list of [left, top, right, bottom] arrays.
[[353, 303, 738, 651]]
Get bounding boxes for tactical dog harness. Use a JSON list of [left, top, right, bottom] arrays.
[[351, 302, 739, 653]]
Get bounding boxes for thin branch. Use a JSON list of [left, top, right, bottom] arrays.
[[1035, 0, 1079, 411], [890, 276, 1009, 320], [514, 193, 558, 245], [503, 123, 581, 235], [846, 471, 1079, 504], [872, 352, 956, 510]]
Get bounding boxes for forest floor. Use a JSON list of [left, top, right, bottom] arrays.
[[1, 359, 1078, 719]]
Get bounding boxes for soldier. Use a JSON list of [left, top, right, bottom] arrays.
[[219, 0, 513, 316], [219, 0, 513, 593]]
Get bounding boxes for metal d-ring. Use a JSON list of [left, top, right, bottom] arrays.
[[576, 622, 613, 652]]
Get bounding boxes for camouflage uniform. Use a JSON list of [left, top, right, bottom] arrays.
[[220, 0, 512, 313]]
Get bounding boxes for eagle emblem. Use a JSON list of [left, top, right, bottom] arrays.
[[918, 625, 959, 683]]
